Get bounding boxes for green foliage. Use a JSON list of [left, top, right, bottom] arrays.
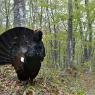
[[0, 26, 5, 34]]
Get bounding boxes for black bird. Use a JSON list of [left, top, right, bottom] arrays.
[[0, 27, 45, 83]]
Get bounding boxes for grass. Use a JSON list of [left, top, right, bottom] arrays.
[[0, 64, 95, 95]]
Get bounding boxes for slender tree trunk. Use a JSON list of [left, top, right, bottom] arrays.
[[45, 0, 51, 32], [45, 0, 52, 63], [74, 0, 86, 64], [83, 0, 92, 62], [50, 0, 58, 65], [86, 0, 92, 61], [4, 0, 11, 30], [66, 0, 73, 68], [39, 4, 43, 29], [6, 15, 9, 30], [51, 10, 58, 64]]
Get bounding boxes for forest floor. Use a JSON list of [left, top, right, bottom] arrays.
[[0, 65, 95, 95]]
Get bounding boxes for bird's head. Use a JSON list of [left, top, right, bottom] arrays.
[[24, 30, 45, 62]]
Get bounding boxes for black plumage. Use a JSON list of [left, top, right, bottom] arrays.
[[0, 27, 45, 82]]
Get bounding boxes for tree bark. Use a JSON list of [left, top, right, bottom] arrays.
[[4, 0, 11, 30], [67, 0, 74, 68], [14, 0, 26, 27], [83, 0, 92, 62]]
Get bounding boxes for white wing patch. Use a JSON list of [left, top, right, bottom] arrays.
[[20, 57, 24, 62]]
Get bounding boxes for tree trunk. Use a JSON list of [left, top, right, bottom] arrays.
[[14, 0, 26, 27], [50, 0, 58, 65], [83, 0, 92, 62], [66, 0, 74, 68], [4, 0, 11, 30], [45, 0, 52, 64]]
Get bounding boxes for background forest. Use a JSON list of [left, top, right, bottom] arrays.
[[0, 0, 95, 95]]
